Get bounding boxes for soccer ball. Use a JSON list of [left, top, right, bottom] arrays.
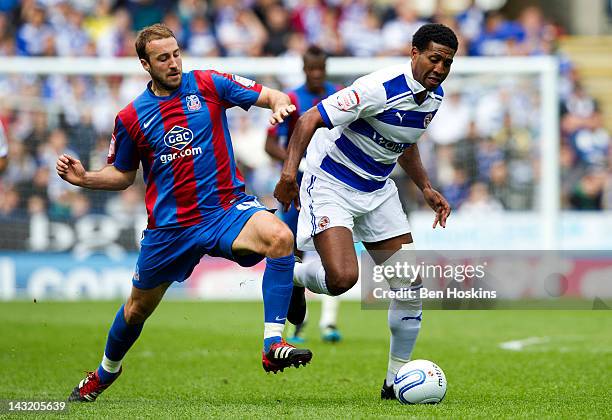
[[394, 359, 447, 404]]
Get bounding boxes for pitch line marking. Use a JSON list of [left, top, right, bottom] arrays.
[[498, 336, 549, 351]]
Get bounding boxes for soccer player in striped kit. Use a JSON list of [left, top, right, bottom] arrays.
[[57, 24, 311, 403], [274, 24, 457, 399], [265, 45, 343, 344]]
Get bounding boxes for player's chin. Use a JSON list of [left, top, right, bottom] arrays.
[[166, 74, 182, 87], [424, 77, 441, 90]]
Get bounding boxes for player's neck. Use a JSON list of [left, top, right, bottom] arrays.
[[414, 90, 428, 105], [306, 84, 325, 95], [150, 81, 178, 97]]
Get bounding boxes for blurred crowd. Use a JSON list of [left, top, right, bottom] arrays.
[[0, 0, 611, 226]]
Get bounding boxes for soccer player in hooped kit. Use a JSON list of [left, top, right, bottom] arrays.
[[56, 24, 312, 402], [274, 24, 456, 399], [265, 45, 343, 344]]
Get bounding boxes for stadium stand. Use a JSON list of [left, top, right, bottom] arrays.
[[0, 1, 610, 252]]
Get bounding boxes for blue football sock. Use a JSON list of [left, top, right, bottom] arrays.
[[97, 304, 144, 383], [262, 254, 294, 352]]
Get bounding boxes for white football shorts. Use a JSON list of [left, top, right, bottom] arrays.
[[296, 172, 411, 251]]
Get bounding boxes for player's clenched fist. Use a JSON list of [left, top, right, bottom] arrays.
[[274, 174, 300, 212], [56, 153, 86, 186]]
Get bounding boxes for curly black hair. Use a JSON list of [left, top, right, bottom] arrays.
[[412, 23, 458, 52], [303, 44, 327, 62]]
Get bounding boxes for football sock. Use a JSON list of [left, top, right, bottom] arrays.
[[97, 304, 144, 384], [262, 254, 294, 352], [385, 297, 422, 387], [319, 294, 339, 329], [293, 259, 329, 295]]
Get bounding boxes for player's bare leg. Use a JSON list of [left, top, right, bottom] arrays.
[[68, 282, 171, 402], [293, 226, 358, 297], [363, 233, 422, 400], [232, 211, 313, 373]]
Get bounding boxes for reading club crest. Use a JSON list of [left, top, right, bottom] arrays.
[[424, 113, 433, 128], [164, 126, 194, 150], [186, 94, 201, 111]]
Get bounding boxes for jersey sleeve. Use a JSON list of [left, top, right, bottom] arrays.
[[316, 76, 385, 129], [107, 115, 140, 171], [0, 123, 8, 158], [210, 72, 263, 111]]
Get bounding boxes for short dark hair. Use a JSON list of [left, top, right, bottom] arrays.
[[303, 45, 327, 63], [412, 23, 458, 52], [135, 23, 176, 61]]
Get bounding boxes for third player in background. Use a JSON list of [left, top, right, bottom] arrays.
[[265, 45, 343, 344]]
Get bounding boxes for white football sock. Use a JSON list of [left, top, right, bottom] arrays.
[[294, 259, 330, 295], [319, 295, 339, 329], [101, 354, 122, 374], [264, 322, 284, 339], [385, 297, 422, 387]]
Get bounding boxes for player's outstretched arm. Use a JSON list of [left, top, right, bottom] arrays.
[[398, 145, 451, 228], [255, 86, 296, 125], [56, 153, 136, 191], [274, 107, 325, 211], [0, 156, 7, 174]]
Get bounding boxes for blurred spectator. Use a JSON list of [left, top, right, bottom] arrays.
[[569, 120, 610, 169], [460, 182, 504, 212], [105, 184, 146, 224], [54, 4, 90, 57], [22, 110, 50, 157], [341, 7, 383, 57], [322, 8, 346, 55], [216, 8, 267, 56], [186, 15, 219, 57], [290, 0, 326, 46], [96, 8, 133, 57], [16, 4, 55, 56], [162, 12, 188, 49], [381, 1, 425, 56], [4, 139, 36, 186], [428, 91, 471, 146], [561, 81, 601, 136], [0, 185, 22, 220], [516, 5, 558, 56], [569, 170, 607, 210], [441, 167, 470, 210], [469, 10, 523, 56], [36, 128, 80, 215], [262, 3, 291, 56], [456, 0, 484, 42], [476, 138, 504, 182]]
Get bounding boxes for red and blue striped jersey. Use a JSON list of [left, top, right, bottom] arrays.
[[269, 81, 341, 148], [107, 70, 262, 229]]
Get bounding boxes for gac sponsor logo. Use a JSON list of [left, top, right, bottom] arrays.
[[164, 125, 194, 150], [160, 146, 203, 164]]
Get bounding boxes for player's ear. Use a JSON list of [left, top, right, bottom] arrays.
[[140, 57, 151, 73], [410, 45, 419, 61]]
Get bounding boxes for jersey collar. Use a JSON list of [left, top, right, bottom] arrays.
[[145, 74, 186, 100], [406, 65, 438, 100]]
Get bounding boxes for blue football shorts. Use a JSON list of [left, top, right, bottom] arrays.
[[132, 194, 268, 290]]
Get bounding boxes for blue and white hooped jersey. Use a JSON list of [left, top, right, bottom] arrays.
[[307, 64, 444, 193]]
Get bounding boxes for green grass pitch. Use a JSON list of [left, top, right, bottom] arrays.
[[1, 301, 610, 419]]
